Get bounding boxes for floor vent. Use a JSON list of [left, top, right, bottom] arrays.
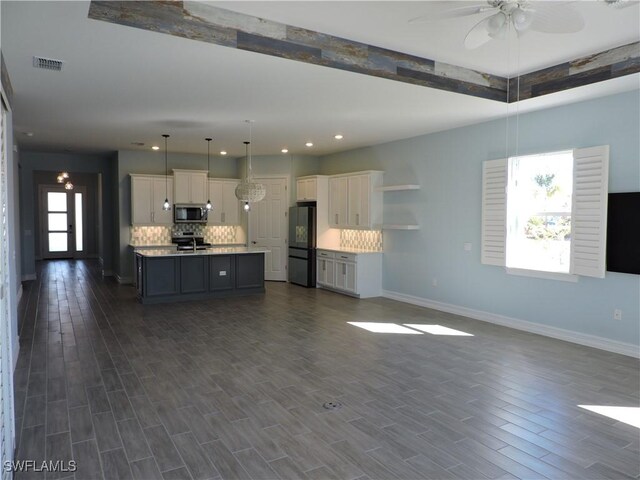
[[322, 401, 343, 410], [33, 56, 63, 71]]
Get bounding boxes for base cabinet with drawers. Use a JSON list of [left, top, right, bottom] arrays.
[[316, 249, 382, 298]]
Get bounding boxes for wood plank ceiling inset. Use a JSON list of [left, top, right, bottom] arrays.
[[87, 1, 639, 104]]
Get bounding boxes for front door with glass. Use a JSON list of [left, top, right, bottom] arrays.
[[40, 185, 86, 259]]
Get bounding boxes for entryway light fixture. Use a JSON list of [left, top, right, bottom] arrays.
[[162, 134, 171, 211], [235, 120, 266, 212], [56, 171, 73, 190], [205, 137, 213, 211]]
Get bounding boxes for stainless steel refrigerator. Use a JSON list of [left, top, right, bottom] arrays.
[[288, 206, 316, 287]]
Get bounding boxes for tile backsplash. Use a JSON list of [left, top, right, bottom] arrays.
[[131, 224, 239, 245], [130, 226, 171, 245], [340, 229, 383, 251]]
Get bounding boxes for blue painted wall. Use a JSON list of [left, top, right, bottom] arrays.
[[319, 90, 640, 347]]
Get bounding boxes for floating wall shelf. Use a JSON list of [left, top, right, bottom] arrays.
[[375, 184, 421, 192], [378, 224, 420, 230]]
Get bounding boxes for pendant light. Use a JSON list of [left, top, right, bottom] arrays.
[[205, 137, 213, 211], [235, 120, 266, 212], [162, 134, 171, 211]]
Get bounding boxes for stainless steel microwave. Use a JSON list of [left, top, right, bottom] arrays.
[[174, 205, 208, 223]]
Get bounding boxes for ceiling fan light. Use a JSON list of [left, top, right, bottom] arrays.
[[486, 12, 506, 35], [512, 8, 533, 32], [488, 22, 507, 40]]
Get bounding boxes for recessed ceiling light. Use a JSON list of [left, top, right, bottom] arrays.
[[281, 148, 288, 153], [334, 134, 344, 140], [220, 151, 227, 156], [305, 142, 313, 147], [151, 146, 160, 150]]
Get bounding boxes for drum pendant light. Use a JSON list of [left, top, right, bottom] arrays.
[[205, 137, 213, 211], [235, 120, 266, 211], [162, 134, 171, 211]]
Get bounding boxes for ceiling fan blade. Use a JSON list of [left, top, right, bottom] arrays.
[[603, 0, 640, 9], [409, 3, 490, 24], [464, 15, 494, 50], [528, 3, 585, 34]]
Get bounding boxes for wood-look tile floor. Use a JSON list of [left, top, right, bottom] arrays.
[[13, 260, 640, 480]]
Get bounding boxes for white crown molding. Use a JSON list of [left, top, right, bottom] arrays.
[[382, 289, 639, 359]]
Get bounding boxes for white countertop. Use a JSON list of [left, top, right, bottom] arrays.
[[130, 243, 246, 249], [136, 247, 268, 257], [317, 247, 383, 254]]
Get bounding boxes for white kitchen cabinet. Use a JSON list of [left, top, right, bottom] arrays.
[[131, 174, 173, 225], [316, 249, 381, 298], [329, 176, 348, 227], [316, 250, 336, 287], [296, 177, 318, 201], [329, 171, 383, 229], [207, 179, 241, 225], [173, 170, 208, 204]]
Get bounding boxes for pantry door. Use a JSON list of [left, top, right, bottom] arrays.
[[249, 176, 288, 281]]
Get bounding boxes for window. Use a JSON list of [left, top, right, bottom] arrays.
[[506, 150, 573, 274], [481, 146, 609, 279]]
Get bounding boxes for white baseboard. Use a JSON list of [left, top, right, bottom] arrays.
[[115, 274, 132, 285], [21, 273, 36, 281], [382, 290, 640, 359]]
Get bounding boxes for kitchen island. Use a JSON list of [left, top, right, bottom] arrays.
[[135, 247, 267, 304]]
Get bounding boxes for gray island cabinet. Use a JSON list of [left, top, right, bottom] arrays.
[[135, 247, 267, 304]]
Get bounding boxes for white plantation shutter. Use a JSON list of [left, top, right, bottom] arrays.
[[481, 159, 507, 266], [570, 145, 609, 278]]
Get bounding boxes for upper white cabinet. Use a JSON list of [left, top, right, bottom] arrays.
[[173, 169, 208, 204], [329, 176, 348, 227], [207, 179, 241, 225], [329, 171, 383, 229], [131, 174, 173, 225], [296, 177, 318, 201]]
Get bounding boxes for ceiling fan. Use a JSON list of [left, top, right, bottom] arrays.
[[409, 0, 635, 50]]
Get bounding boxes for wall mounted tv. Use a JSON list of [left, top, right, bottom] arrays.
[[606, 192, 640, 275]]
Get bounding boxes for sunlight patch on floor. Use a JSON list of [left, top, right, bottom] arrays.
[[347, 322, 423, 334], [578, 405, 640, 428], [404, 324, 474, 336]]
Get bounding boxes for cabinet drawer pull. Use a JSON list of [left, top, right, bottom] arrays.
[[323, 260, 326, 271], [340, 255, 348, 259]]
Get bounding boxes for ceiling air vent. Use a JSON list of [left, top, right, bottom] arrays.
[[33, 56, 63, 71]]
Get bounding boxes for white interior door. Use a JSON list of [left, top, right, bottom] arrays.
[[249, 177, 288, 281]]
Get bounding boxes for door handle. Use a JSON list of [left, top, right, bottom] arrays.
[[69, 224, 73, 231], [323, 260, 326, 271], [251, 241, 257, 244]]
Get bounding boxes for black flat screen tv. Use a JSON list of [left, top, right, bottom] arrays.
[[606, 192, 640, 275]]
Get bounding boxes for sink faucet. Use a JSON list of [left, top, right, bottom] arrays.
[[192, 238, 196, 252]]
